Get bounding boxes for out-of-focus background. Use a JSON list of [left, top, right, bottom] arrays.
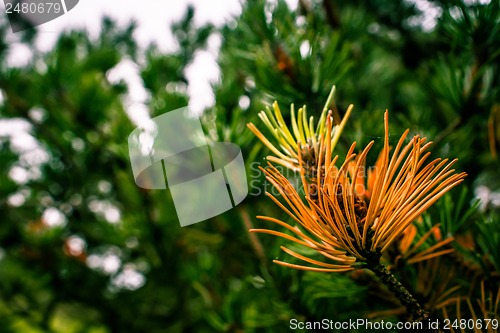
[[0, 0, 499, 332]]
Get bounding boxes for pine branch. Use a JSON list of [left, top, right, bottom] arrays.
[[366, 259, 437, 332]]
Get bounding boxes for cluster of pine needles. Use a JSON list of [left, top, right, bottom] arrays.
[[247, 86, 499, 332]]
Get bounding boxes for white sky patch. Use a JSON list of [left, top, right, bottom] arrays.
[[21, 147, 50, 169], [299, 40, 311, 58], [475, 185, 500, 211], [104, 206, 121, 224], [3, 0, 242, 113], [1, 118, 50, 182], [10, 132, 38, 152], [28, 108, 46, 123], [0, 118, 49, 162], [87, 248, 122, 275], [0, 0, 301, 159], [238, 95, 250, 110], [88, 199, 122, 224], [464, 0, 491, 4], [7, 187, 31, 208], [107, 58, 149, 103], [0, 118, 31, 136], [111, 264, 146, 291], [8, 165, 30, 184], [5, 43, 33, 68], [66, 235, 86, 256], [185, 50, 219, 115], [2, 0, 298, 115], [7, 191, 27, 207], [186, 33, 224, 115], [106, 58, 155, 130], [42, 207, 67, 227], [405, 0, 443, 31]]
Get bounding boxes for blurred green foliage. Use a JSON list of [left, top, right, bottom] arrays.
[[0, 0, 499, 332]]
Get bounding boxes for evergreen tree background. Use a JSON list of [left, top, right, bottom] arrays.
[[0, 0, 499, 332]]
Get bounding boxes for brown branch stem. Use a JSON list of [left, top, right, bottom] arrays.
[[366, 259, 433, 327]]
